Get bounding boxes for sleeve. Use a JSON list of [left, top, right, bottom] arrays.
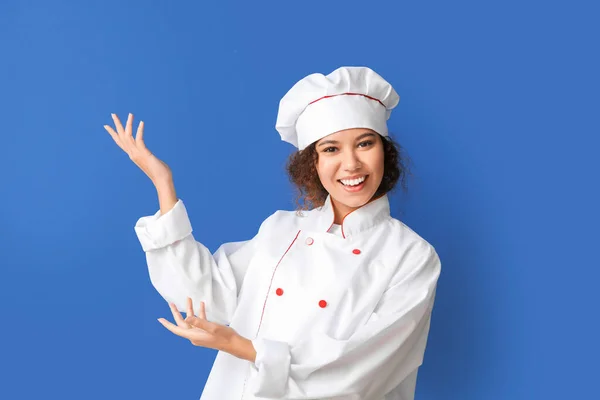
[[134, 199, 267, 326], [247, 243, 442, 399]]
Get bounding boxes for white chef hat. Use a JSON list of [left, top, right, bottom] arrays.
[[275, 66, 400, 150]]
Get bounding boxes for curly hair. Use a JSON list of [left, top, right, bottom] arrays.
[[286, 134, 412, 210]]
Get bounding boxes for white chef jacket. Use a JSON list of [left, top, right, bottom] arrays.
[[134, 194, 441, 400]]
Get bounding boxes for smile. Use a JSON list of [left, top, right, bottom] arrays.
[[339, 175, 368, 187]]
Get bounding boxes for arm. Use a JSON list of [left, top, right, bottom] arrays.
[[247, 244, 442, 399], [104, 114, 252, 325], [154, 177, 178, 216], [134, 198, 264, 326]]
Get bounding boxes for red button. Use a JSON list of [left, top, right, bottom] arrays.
[[352, 249, 361, 255], [318, 300, 327, 308], [305, 237, 314, 246], [276, 288, 284, 296]]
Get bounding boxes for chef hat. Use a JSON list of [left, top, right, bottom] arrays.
[[275, 66, 400, 150]]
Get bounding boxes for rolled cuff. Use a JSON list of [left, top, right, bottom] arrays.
[[250, 338, 291, 398], [133, 199, 192, 252]]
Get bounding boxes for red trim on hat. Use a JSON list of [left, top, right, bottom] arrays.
[[309, 92, 385, 108]]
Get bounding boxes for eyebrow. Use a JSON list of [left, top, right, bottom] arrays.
[[317, 132, 376, 147]]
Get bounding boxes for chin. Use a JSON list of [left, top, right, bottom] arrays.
[[332, 188, 377, 209], [326, 175, 383, 210]]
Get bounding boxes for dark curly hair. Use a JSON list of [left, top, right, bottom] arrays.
[[286, 134, 412, 210]]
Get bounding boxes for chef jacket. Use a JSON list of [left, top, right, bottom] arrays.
[[134, 194, 441, 400]]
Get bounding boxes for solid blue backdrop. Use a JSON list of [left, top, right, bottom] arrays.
[[0, 0, 598, 399]]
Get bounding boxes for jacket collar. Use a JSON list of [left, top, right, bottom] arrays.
[[309, 194, 391, 238]]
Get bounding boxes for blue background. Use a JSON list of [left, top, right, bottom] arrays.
[[1, 0, 598, 398]]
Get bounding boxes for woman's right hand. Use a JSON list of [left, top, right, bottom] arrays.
[[104, 113, 173, 185]]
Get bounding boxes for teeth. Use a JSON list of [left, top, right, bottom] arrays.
[[340, 176, 366, 186]]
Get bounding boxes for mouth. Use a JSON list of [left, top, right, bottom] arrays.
[[338, 175, 368, 192]]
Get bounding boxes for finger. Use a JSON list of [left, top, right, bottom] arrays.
[[169, 303, 188, 328], [186, 297, 195, 319], [123, 113, 136, 148], [125, 113, 133, 137], [103, 125, 125, 150], [111, 113, 125, 135], [199, 301, 207, 320], [135, 121, 145, 145], [157, 318, 194, 340]]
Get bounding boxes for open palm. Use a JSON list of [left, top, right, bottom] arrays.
[[104, 113, 173, 185], [158, 298, 238, 351]]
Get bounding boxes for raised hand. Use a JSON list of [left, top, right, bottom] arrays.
[[104, 113, 173, 185]]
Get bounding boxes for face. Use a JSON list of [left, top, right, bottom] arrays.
[[315, 128, 385, 217]]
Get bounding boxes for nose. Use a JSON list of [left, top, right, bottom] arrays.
[[343, 149, 362, 171]]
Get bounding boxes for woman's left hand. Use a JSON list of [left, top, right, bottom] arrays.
[[157, 297, 255, 362]]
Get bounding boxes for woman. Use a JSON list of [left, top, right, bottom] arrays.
[[104, 66, 441, 400]]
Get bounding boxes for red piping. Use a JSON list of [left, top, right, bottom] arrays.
[[337, 193, 387, 238], [254, 229, 302, 338], [308, 92, 385, 108], [240, 229, 301, 400]]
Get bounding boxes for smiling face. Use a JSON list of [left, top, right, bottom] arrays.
[[315, 128, 385, 222]]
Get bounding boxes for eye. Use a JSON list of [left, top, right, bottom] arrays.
[[358, 140, 374, 148], [322, 146, 338, 153]]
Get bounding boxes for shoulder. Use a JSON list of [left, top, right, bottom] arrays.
[[380, 217, 442, 273], [390, 218, 437, 251]]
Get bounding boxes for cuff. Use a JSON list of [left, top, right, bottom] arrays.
[[250, 338, 291, 398], [133, 199, 193, 252]]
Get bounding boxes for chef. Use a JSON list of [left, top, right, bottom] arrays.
[[120, 66, 441, 400]]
